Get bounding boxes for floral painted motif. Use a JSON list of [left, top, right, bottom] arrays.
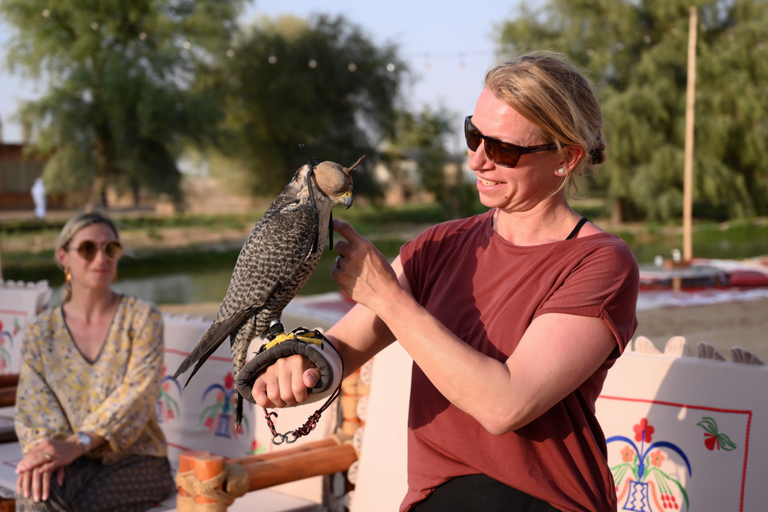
[[698, 417, 737, 452], [608, 418, 692, 511], [0, 319, 14, 374], [200, 372, 250, 439], [157, 365, 182, 423]]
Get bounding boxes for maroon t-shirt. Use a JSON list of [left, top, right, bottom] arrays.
[[399, 210, 639, 512]]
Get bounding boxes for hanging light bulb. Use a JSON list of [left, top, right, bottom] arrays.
[[308, 59, 318, 68], [386, 63, 396, 72], [183, 41, 191, 50], [91, 22, 99, 30], [226, 49, 235, 58], [347, 62, 357, 72], [268, 55, 277, 64], [139, 32, 147, 40], [42, 9, 50, 18]]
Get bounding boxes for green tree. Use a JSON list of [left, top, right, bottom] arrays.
[[211, 14, 407, 199], [498, 0, 768, 222], [0, 0, 245, 207], [385, 107, 477, 218]]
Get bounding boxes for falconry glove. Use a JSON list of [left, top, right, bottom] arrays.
[[235, 321, 344, 444]]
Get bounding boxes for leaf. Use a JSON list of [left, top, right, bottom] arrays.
[[716, 433, 738, 452], [697, 416, 719, 435]]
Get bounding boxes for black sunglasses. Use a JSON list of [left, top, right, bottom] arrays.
[[70, 240, 124, 261], [464, 116, 559, 168]]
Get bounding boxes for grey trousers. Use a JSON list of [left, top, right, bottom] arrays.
[[16, 454, 174, 512]]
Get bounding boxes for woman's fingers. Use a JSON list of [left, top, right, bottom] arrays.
[[255, 355, 317, 408], [41, 468, 52, 501]]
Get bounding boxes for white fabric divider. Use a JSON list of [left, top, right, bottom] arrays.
[[0, 280, 51, 375], [596, 336, 767, 512]]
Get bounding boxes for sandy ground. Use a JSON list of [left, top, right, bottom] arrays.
[[160, 296, 768, 364], [633, 297, 768, 362]]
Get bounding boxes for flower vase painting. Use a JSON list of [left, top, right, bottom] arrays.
[[608, 418, 692, 511]]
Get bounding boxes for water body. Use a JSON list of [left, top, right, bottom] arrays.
[[37, 225, 768, 307]]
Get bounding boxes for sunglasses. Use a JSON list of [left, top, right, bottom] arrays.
[[70, 240, 124, 261], [464, 116, 559, 168]]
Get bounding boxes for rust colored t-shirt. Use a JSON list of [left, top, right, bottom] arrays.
[[399, 210, 639, 512]]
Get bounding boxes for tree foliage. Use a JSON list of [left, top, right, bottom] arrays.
[[210, 14, 408, 198], [385, 106, 478, 218], [0, 0, 244, 206], [498, 0, 768, 222]]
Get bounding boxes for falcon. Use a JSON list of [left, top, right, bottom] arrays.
[[173, 154, 364, 424]]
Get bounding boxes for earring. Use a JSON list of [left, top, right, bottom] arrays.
[[64, 267, 73, 302], [557, 168, 566, 175]]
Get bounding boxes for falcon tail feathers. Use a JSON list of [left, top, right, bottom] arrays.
[[172, 310, 250, 384]]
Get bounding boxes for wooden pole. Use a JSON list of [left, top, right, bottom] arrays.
[[239, 443, 357, 491], [683, 6, 698, 262], [0, 374, 19, 388], [0, 387, 17, 408], [228, 436, 339, 467]]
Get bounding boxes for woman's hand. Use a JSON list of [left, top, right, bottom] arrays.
[[16, 437, 83, 502], [330, 219, 404, 311], [251, 354, 322, 408]]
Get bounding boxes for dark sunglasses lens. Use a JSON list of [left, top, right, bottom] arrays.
[[487, 141, 520, 168], [76, 241, 98, 261], [464, 119, 479, 151], [104, 241, 123, 260]]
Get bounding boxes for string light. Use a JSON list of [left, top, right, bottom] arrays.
[[226, 49, 235, 58], [139, 32, 147, 40], [308, 58, 317, 68], [42, 9, 50, 18], [183, 41, 191, 49], [347, 62, 357, 72], [386, 63, 395, 72], [268, 55, 277, 64]]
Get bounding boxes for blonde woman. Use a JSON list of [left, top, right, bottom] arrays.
[[253, 52, 639, 511], [14, 211, 173, 510]]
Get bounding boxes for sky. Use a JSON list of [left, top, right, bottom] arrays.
[[0, 1, 526, 148]]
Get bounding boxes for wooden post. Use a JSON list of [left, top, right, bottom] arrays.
[[177, 450, 209, 512], [683, 6, 698, 262], [194, 454, 227, 511]]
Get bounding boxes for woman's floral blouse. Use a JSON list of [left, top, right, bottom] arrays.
[[14, 296, 168, 464]]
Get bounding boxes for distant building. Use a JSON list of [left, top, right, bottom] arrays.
[[0, 142, 53, 210]]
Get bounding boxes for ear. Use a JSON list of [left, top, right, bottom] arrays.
[[558, 145, 586, 175], [56, 247, 69, 269]]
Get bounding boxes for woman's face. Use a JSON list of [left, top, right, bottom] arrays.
[[468, 88, 564, 213], [57, 223, 120, 294]]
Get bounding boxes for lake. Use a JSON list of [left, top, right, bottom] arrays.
[[33, 222, 768, 307]]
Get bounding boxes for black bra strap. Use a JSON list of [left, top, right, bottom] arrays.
[[565, 217, 590, 240]]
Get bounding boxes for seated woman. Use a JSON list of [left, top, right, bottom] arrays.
[[14, 211, 174, 510]]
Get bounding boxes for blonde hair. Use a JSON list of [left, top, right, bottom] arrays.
[[484, 51, 605, 179], [56, 211, 121, 302]]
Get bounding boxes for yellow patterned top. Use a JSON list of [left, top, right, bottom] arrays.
[[14, 295, 168, 465]]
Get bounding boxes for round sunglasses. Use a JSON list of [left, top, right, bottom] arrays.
[[464, 115, 559, 168], [69, 240, 124, 261]]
